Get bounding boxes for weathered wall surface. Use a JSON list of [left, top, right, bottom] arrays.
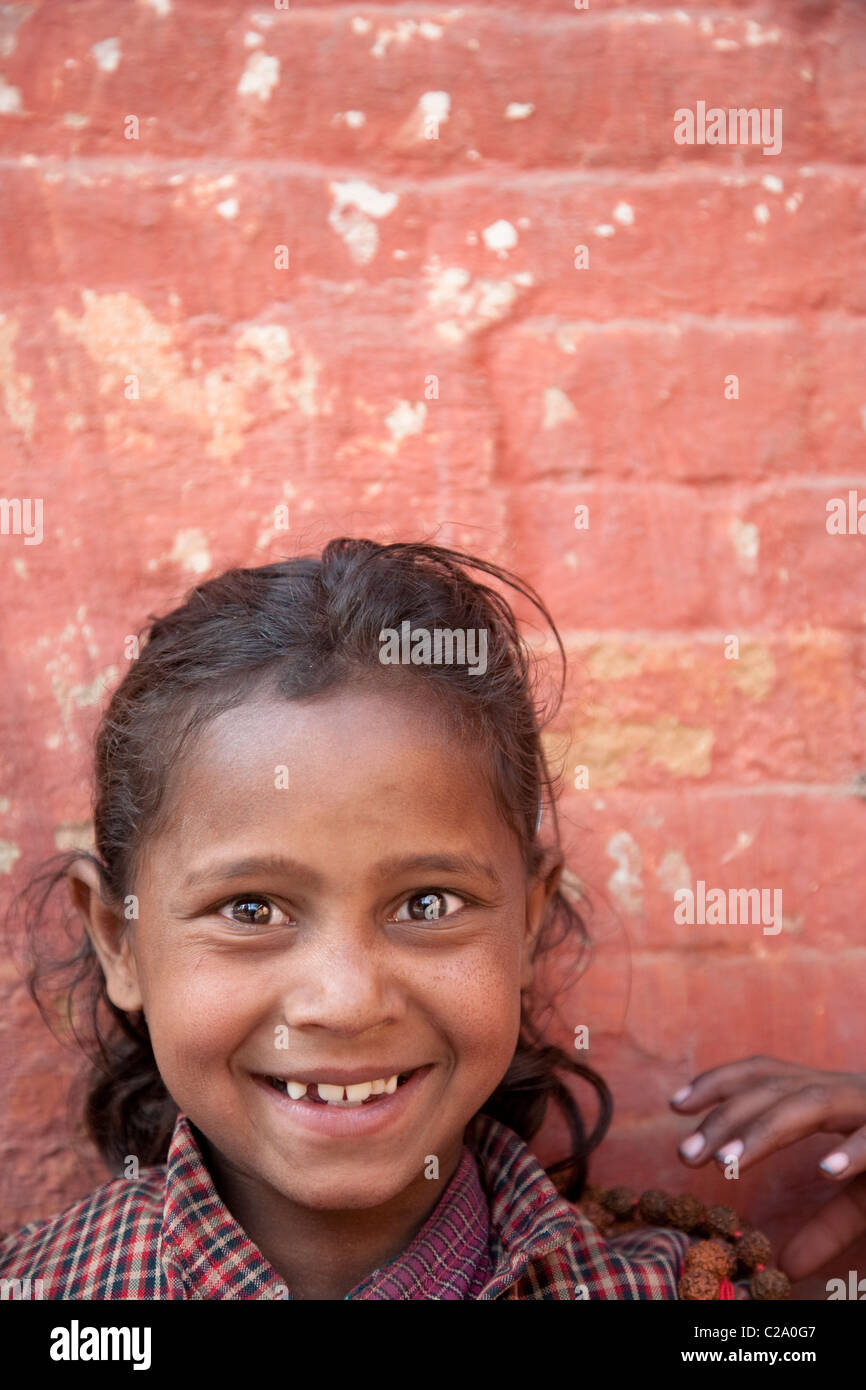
[[1, 0, 865, 1296]]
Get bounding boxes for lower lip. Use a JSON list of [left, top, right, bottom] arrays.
[[252, 1066, 434, 1138]]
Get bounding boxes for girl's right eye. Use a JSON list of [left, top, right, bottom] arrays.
[[216, 897, 292, 929]]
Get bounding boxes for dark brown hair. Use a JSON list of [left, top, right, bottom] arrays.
[[12, 539, 612, 1200]]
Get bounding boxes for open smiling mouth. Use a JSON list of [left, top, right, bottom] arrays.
[[260, 1071, 420, 1108]]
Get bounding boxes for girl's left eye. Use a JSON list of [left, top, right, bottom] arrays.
[[392, 890, 466, 924], [217, 897, 291, 929]]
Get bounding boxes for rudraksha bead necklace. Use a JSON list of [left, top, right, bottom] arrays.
[[580, 1184, 791, 1300]]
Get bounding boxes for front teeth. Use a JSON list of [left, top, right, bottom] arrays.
[[318, 1082, 350, 1104], [276, 1074, 402, 1106]]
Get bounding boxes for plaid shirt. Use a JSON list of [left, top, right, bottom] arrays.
[[0, 1110, 748, 1300]]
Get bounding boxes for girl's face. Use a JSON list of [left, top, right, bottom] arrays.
[[90, 684, 555, 1213]]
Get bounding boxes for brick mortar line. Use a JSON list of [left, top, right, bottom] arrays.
[[508, 480, 866, 497], [144, 2, 854, 36], [1, 159, 864, 183], [515, 478, 866, 492], [617, 948, 866, 960], [549, 628, 865, 642], [515, 312, 866, 331], [559, 784, 865, 797]]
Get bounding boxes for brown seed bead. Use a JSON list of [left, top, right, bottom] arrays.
[[603, 1185, 637, 1217], [750, 1267, 791, 1300], [581, 1199, 615, 1232], [736, 1228, 773, 1270], [667, 1193, 706, 1232], [678, 1268, 721, 1301], [582, 1183, 605, 1204], [685, 1239, 737, 1281], [638, 1189, 671, 1225], [703, 1204, 740, 1239]]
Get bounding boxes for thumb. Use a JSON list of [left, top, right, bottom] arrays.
[[778, 1174, 866, 1281]]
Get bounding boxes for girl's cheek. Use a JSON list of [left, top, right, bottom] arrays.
[[139, 948, 263, 1051]]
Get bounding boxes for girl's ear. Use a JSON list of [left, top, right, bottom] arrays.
[[67, 857, 144, 1013], [521, 849, 563, 990]]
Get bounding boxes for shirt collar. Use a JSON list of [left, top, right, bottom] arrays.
[[464, 1110, 586, 1280], [159, 1114, 492, 1300]]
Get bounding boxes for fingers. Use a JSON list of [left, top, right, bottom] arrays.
[[778, 1175, 866, 1282], [817, 1124, 866, 1181], [678, 1089, 866, 1175], [675, 1085, 786, 1167], [670, 1054, 814, 1113]]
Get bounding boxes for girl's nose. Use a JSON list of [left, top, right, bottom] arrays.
[[278, 933, 401, 1034]]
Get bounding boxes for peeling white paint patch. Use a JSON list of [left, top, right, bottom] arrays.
[[351, 16, 372, 34], [142, 0, 172, 15], [63, 112, 90, 128], [244, 30, 263, 48], [217, 197, 239, 220], [593, 224, 615, 238], [396, 90, 450, 145], [753, 203, 771, 225], [860, 405, 866, 433], [482, 219, 517, 253], [0, 6, 32, 58], [744, 20, 780, 45], [422, 257, 532, 345], [91, 38, 121, 73], [713, 37, 739, 51], [237, 323, 292, 364], [237, 51, 280, 101], [656, 849, 692, 894], [607, 830, 643, 916], [761, 174, 783, 194], [0, 314, 36, 437], [720, 830, 754, 864], [613, 201, 634, 226], [542, 387, 577, 430], [328, 179, 398, 266], [0, 841, 21, 874], [504, 102, 534, 120], [730, 518, 759, 574], [420, 90, 450, 125], [0, 76, 22, 114], [333, 109, 366, 128], [785, 191, 803, 213], [171, 528, 211, 575], [54, 822, 96, 853], [385, 399, 426, 442], [371, 19, 442, 58], [71, 668, 119, 710]]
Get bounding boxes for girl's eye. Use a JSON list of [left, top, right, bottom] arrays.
[[217, 897, 290, 929], [393, 890, 466, 924]]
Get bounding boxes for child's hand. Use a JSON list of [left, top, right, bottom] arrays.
[[670, 1055, 866, 1280]]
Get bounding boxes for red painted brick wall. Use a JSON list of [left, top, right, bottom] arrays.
[[1, 0, 865, 1298]]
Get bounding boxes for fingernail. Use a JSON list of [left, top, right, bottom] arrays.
[[679, 1133, 705, 1159], [714, 1138, 744, 1162], [671, 1086, 692, 1105], [820, 1151, 849, 1175]]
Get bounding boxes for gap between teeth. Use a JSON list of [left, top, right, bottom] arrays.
[[278, 1075, 402, 1105]]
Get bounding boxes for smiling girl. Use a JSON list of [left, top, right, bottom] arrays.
[[2, 539, 866, 1300]]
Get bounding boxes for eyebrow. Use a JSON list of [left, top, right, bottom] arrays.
[[180, 851, 503, 893]]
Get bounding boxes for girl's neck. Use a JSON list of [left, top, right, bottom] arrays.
[[201, 1137, 464, 1300]]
